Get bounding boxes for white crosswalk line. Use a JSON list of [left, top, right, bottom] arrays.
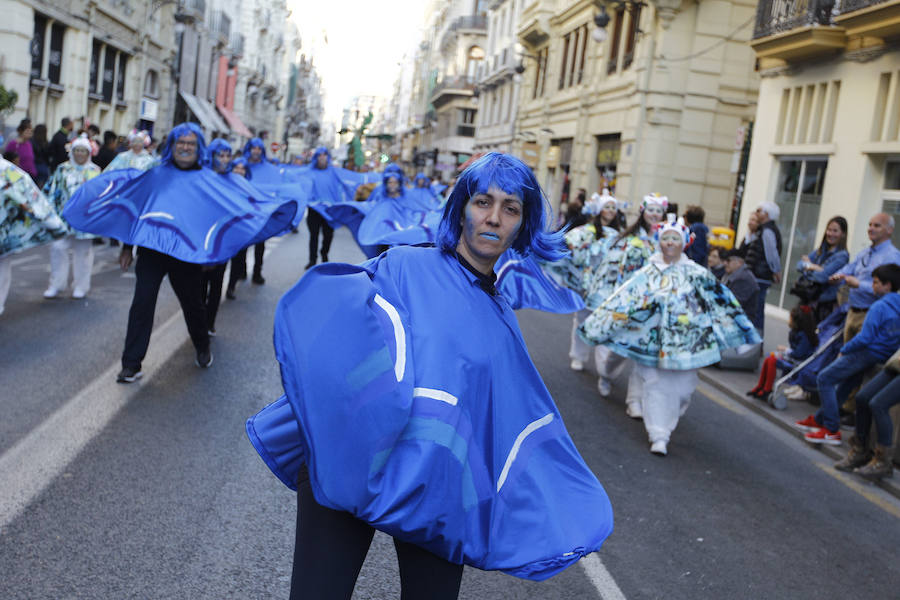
[[579, 553, 627, 600]]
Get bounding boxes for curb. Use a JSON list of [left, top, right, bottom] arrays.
[[697, 369, 900, 502]]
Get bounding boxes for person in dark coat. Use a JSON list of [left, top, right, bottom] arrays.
[[721, 249, 759, 318], [48, 117, 74, 173], [94, 130, 119, 170], [683, 205, 709, 267]]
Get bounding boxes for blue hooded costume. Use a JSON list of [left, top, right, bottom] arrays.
[[61, 123, 298, 264], [245, 153, 612, 581], [354, 171, 444, 253]]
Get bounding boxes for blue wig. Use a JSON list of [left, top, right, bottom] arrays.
[[311, 146, 331, 170], [436, 152, 566, 261], [227, 156, 252, 180], [207, 138, 233, 169], [160, 122, 208, 166], [242, 137, 268, 161]]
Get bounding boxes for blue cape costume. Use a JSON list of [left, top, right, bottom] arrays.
[[495, 249, 585, 313], [245, 246, 612, 580], [354, 175, 443, 252], [62, 164, 297, 264]]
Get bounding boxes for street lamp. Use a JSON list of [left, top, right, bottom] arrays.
[[592, 1, 647, 43]]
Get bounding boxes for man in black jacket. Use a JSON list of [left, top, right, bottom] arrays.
[[721, 250, 759, 318], [48, 117, 73, 173], [743, 201, 782, 333]]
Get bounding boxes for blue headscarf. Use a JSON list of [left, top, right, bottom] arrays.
[[242, 137, 268, 162], [436, 152, 566, 261], [413, 172, 430, 188], [207, 138, 233, 170], [160, 123, 208, 166], [227, 156, 253, 180]]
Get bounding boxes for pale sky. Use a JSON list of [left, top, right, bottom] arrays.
[[286, 1, 427, 124]]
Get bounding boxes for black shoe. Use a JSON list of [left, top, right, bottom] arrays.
[[116, 366, 143, 383], [320, 254, 329, 263], [840, 413, 856, 430], [291, 227, 299, 234], [207, 328, 216, 337], [225, 287, 236, 300], [195, 348, 213, 368], [305, 260, 316, 270], [746, 388, 761, 397], [109, 239, 119, 247], [252, 273, 265, 285], [92, 238, 105, 246]]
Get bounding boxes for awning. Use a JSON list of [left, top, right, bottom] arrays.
[[217, 104, 253, 138], [196, 96, 230, 133], [180, 91, 222, 133]]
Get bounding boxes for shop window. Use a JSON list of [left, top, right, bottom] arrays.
[[595, 133, 621, 194]]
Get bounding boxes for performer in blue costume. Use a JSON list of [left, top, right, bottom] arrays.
[[579, 217, 761, 455], [223, 157, 266, 297], [493, 247, 585, 313], [200, 139, 233, 333], [245, 153, 613, 598], [239, 139, 273, 284], [62, 123, 296, 382]]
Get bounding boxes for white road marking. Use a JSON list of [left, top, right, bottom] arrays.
[[579, 553, 627, 600], [0, 310, 189, 529]]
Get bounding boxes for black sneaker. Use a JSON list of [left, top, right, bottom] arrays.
[[225, 287, 236, 300], [252, 273, 265, 285], [195, 348, 213, 368], [840, 413, 856, 430], [116, 366, 143, 383]]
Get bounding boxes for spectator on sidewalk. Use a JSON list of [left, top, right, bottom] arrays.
[[683, 205, 709, 267], [32, 124, 50, 188], [834, 345, 900, 480], [829, 213, 900, 343], [795, 263, 900, 445], [736, 212, 759, 258], [721, 250, 758, 317], [94, 130, 119, 170], [48, 117, 74, 173], [795, 216, 849, 322], [748, 304, 817, 402], [4, 119, 37, 181], [708, 247, 726, 280], [744, 202, 782, 333]]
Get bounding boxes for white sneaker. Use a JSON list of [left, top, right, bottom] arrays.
[[43, 287, 59, 299], [570, 359, 584, 371], [782, 385, 801, 396], [72, 288, 87, 299], [650, 440, 668, 456], [785, 387, 806, 400], [626, 402, 643, 419], [597, 377, 611, 397]]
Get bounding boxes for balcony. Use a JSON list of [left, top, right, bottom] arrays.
[[429, 75, 476, 108], [179, 0, 206, 22], [751, 0, 846, 62], [834, 0, 900, 41], [210, 10, 231, 45], [440, 15, 487, 51], [518, 1, 552, 47]]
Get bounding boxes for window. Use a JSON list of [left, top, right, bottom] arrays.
[[48, 22, 65, 84], [532, 47, 549, 99], [144, 69, 159, 98], [607, 7, 624, 75], [882, 160, 900, 247], [89, 40, 102, 93], [558, 33, 569, 90], [116, 54, 128, 101], [623, 6, 642, 70], [466, 46, 484, 79], [30, 15, 47, 81], [458, 108, 476, 137], [768, 158, 828, 309], [30, 15, 65, 85], [102, 46, 116, 102]]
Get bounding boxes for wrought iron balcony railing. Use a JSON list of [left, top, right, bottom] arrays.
[[838, 0, 889, 13], [753, 0, 835, 39]]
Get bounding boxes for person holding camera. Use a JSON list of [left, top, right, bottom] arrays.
[[793, 216, 849, 321]]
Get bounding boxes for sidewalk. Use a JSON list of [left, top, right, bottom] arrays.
[[697, 313, 900, 501]]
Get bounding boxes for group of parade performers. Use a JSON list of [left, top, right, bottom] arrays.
[[1, 122, 759, 598]]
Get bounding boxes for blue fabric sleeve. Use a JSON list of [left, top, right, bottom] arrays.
[[806, 249, 849, 284]]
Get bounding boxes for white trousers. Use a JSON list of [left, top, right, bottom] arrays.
[[569, 309, 594, 363], [0, 255, 11, 314], [635, 364, 698, 444], [49, 236, 94, 293]]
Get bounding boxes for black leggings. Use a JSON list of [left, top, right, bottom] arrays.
[[290, 467, 463, 600]]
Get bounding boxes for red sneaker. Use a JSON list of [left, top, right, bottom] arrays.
[[793, 415, 820, 432], [804, 428, 842, 446]]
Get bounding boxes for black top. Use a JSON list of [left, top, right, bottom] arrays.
[[48, 129, 70, 173], [456, 252, 498, 296], [95, 146, 118, 170]]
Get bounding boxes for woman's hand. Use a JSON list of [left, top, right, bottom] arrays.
[[805, 263, 824, 272], [119, 247, 133, 271]]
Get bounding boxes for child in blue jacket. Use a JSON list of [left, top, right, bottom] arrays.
[[794, 263, 900, 445]]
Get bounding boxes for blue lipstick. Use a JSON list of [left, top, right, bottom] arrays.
[[480, 232, 500, 241]]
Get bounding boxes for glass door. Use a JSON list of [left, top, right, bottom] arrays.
[[769, 158, 827, 309]]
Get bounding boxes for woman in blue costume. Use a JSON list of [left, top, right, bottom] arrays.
[[564, 189, 626, 372], [223, 157, 265, 298], [584, 193, 665, 405], [245, 153, 613, 597], [304, 148, 338, 268], [356, 169, 443, 254], [579, 218, 760, 455], [0, 157, 66, 316], [42, 135, 102, 299], [200, 139, 233, 332]]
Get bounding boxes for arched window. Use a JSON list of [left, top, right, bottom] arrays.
[[466, 46, 484, 80], [143, 69, 159, 98]]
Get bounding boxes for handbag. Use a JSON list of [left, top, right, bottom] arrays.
[[789, 275, 824, 303]]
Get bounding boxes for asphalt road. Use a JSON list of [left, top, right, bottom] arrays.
[[1, 227, 899, 599]]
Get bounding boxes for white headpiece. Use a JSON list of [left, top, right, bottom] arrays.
[[584, 189, 619, 215], [68, 134, 92, 159]]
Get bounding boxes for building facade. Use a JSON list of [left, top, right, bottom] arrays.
[[742, 0, 900, 313], [514, 0, 759, 219]]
